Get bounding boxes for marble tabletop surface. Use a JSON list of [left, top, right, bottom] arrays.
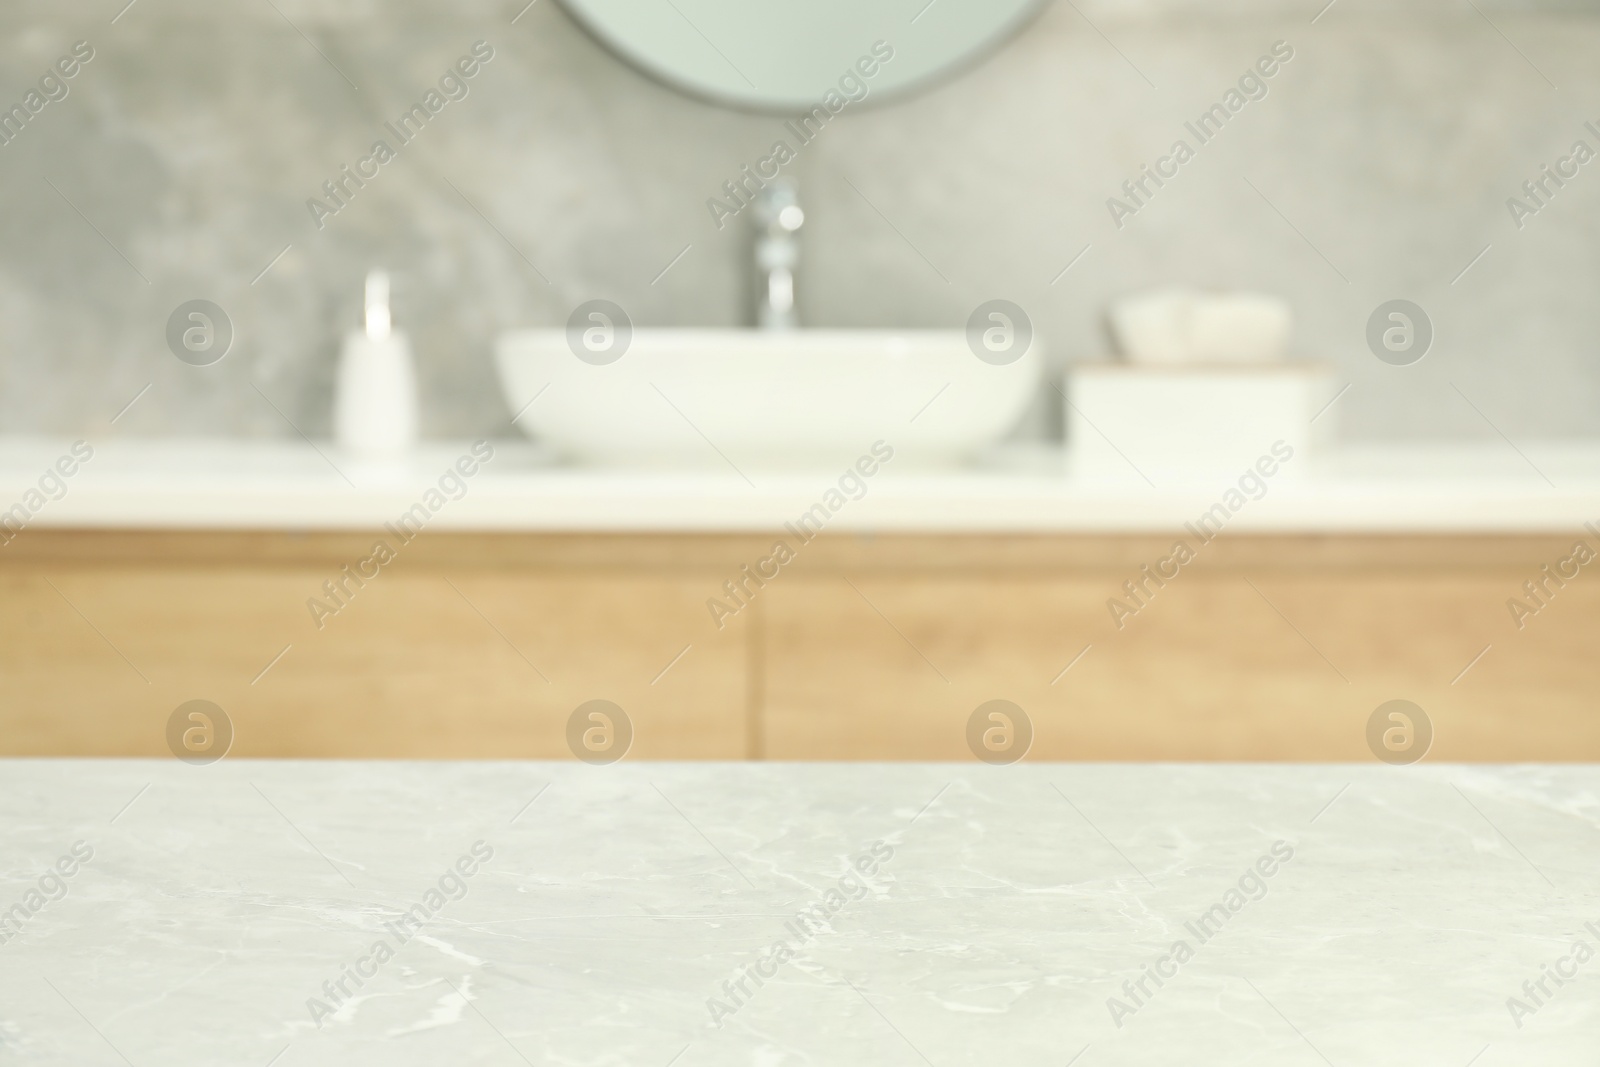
[[2, 760, 1597, 1065]]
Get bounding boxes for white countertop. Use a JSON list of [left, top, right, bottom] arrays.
[[2, 437, 1600, 533], [3, 760, 1596, 1064]]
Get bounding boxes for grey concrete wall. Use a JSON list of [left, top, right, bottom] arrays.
[[0, 0, 1596, 443]]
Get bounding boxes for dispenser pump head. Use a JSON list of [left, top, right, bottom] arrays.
[[363, 270, 392, 341]]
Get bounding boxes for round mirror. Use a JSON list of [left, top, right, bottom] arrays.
[[557, 0, 1048, 113]]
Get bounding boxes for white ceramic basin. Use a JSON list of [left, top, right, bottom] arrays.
[[494, 329, 1042, 468]]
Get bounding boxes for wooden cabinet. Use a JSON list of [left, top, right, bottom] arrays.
[[2, 531, 1595, 760], [763, 570, 1599, 761], [0, 533, 751, 759]]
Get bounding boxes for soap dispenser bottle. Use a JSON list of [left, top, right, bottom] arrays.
[[335, 270, 418, 457]]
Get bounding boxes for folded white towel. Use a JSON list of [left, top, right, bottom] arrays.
[[1107, 288, 1292, 364]]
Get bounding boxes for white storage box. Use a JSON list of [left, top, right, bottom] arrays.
[[1066, 362, 1338, 486]]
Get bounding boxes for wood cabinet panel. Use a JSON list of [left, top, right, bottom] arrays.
[[4, 531, 1595, 761], [0, 562, 746, 759], [761, 566, 1600, 761]]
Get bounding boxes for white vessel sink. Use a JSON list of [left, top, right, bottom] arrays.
[[494, 329, 1041, 468]]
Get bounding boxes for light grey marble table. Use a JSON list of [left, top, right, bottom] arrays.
[[1, 760, 1597, 1065]]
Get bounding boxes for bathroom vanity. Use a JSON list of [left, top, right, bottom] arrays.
[[3, 438, 1598, 761]]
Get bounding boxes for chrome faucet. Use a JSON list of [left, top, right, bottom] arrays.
[[751, 181, 804, 330]]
